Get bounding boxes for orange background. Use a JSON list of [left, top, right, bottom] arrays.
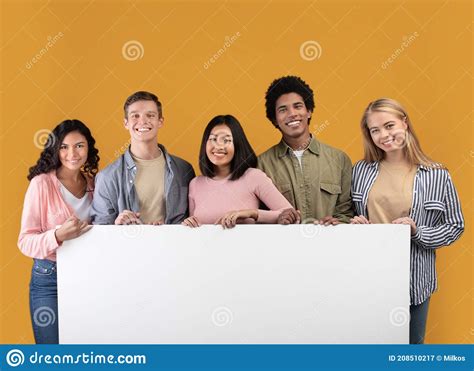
[[0, 0, 472, 344]]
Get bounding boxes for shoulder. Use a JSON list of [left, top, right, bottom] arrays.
[[29, 172, 55, 188], [318, 141, 351, 162], [189, 175, 208, 188], [97, 155, 126, 179], [167, 153, 194, 174], [242, 167, 268, 181], [419, 164, 450, 180], [257, 144, 279, 161], [352, 159, 372, 171]]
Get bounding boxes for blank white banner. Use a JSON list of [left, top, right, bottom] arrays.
[[57, 224, 410, 344]]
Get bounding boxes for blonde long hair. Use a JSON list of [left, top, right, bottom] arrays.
[[360, 98, 441, 168]]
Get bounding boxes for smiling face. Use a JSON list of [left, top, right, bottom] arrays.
[[205, 124, 235, 172], [58, 131, 89, 172], [366, 110, 408, 154], [124, 100, 163, 144], [274, 92, 312, 142]]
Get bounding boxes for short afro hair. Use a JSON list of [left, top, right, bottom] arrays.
[[265, 76, 315, 127]]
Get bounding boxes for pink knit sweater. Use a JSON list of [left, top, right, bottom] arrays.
[[18, 171, 94, 261], [189, 168, 292, 224]]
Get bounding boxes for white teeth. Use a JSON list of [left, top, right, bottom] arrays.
[[286, 120, 300, 127], [136, 127, 151, 132], [383, 139, 393, 145]]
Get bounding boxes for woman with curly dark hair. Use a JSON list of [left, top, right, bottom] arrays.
[[18, 119, 100, 343]]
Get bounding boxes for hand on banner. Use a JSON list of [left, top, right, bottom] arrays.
[[277, 208, 301, 225], [114, 210, 142, 225], [392, 216, 417, 235], [315, 216, 340, 226], [55, 216, 92, 243]]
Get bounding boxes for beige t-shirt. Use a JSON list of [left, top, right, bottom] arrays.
[[131, 153, 166, 224], [367, 161, 416, 224]]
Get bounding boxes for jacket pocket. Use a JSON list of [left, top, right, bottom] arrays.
[[320, 182, 341, 213], [320, 182, 341, 195]]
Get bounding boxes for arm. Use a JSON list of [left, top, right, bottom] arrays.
[[411, 173, 464, 249], [333, 153, 355, 223], [17, 178, 60, 259], [253, 170, 293, 223], [90, 172, 117, 225]]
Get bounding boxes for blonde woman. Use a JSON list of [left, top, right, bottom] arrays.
[[351, 98, 464, 344]]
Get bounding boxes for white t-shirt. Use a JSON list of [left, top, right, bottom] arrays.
[[60, 184, 92, 222], [292, 149, 305, 167]]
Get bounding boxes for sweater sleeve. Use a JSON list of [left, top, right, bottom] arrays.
[[17, 177, 60, 259], [411, 172, 465, 249], [252, 169, 293, 223], [188, 178, 196, 217]]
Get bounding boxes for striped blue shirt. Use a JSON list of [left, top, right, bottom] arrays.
[[351, 160, 464, 305]]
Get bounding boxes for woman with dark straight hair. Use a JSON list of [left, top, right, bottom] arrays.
[[183, 115, 293, 228], [18, 119, 99, 343]]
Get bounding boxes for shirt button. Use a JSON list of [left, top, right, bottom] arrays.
[[300, 184, 303, 188], [129, 180, 133, 183]]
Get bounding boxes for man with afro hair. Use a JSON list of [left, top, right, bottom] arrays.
[[258, 76, 353, 225]]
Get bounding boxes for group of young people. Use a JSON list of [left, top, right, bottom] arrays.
[[18, 76, 464, 345]]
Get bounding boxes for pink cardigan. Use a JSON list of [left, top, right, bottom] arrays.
[[18, 171, 94, 261], [189, 168, 292, 224]]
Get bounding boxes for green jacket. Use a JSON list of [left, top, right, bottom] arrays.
[[257, 138, 354, 223]]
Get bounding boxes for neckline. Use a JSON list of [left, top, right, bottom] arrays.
[[59, 182, 88, 201]]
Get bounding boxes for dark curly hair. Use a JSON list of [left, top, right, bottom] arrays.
[[265, 76, 315, 127], [199, 115, 257, 181], [27, 119, 100, 181]]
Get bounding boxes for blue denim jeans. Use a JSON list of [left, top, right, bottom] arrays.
[[29, 259, 58, 344], [409, 298, 430, 344]]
